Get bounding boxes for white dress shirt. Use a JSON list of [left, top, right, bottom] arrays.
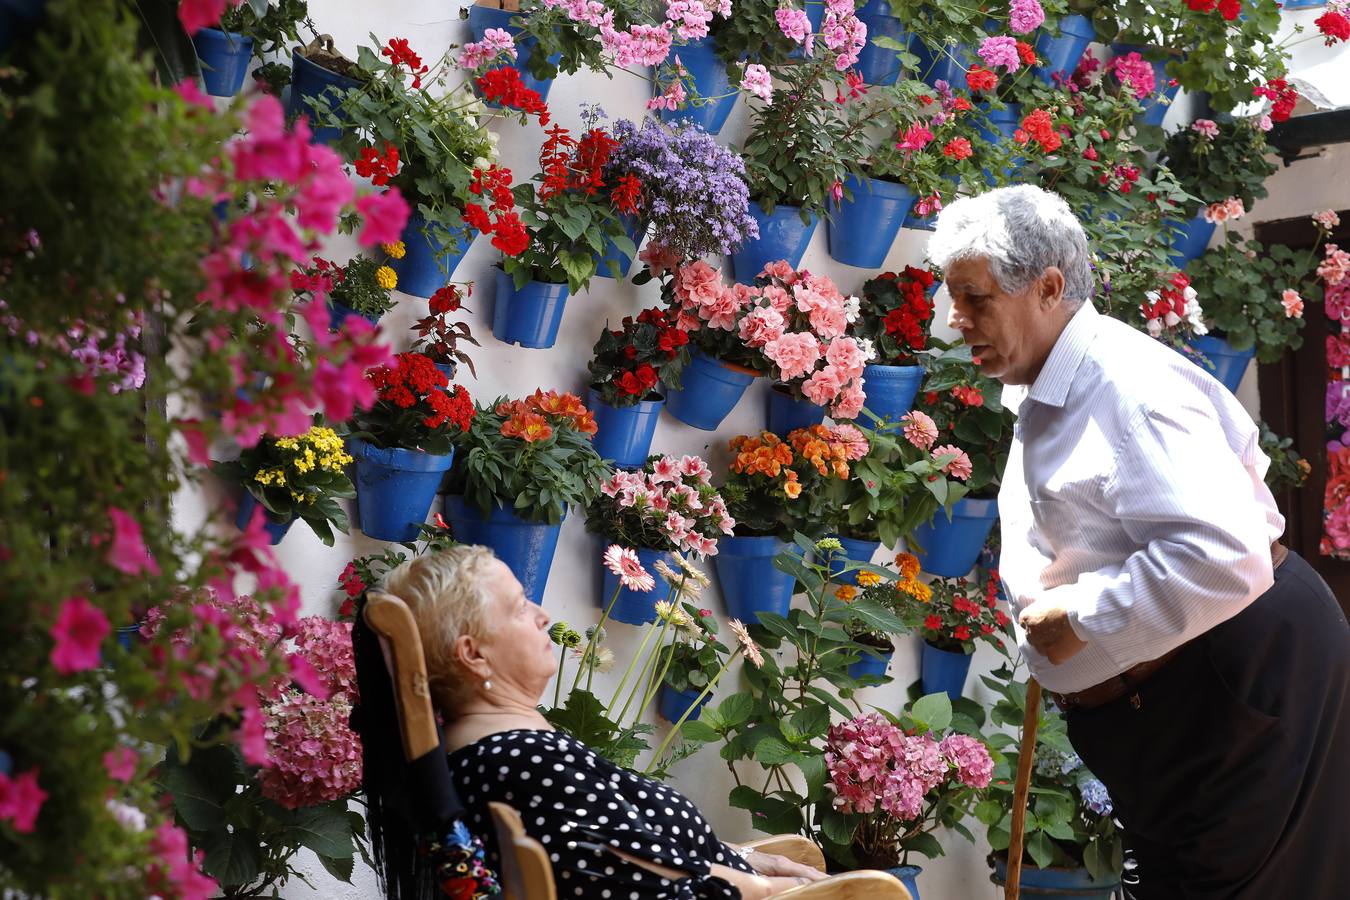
[[999, 301, 1285, 692]]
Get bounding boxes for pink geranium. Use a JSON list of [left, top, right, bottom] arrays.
[[1112, 51, 1156, 100], [741, 63, 773, 104], [355, 189, 411, 247], [459, 27, 518, 69], [978, 36, 1022, 73], [1281, 289, 1305, 319], [49, 595, 111, 675]]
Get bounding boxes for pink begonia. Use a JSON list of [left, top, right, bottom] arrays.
[[106, 507, 161, 577], [1191, 118, 1219, 139], [765, 332, 823, 380], [0, 768, 48, 833], [1320, 243, 1350, 286], [939, 734, 994, 787], [896, 122, 935, 154], [459, 27, 518, 69], [901, 409, 939, 449], [932, 443, 973, 480], [978, 36, 1022, 73], [666, 0, 716, 40], [1112, 51, 1155, 100], [1008, 0, 1045, 34], [1256, 114, 1273, 131], [649, 78, 687, 111], [741, 63, 773, 104], [1315, 209, 1341, 230], [178, 0, 235, 35], [355, 189, 411, 247], [1282, 289, 1305, 319], [740, 305, 787, 348], [600, 15, 674, 68], [104, 746, 138, 782], [150, 821, 218, 900], [776, 7, 814, 52]]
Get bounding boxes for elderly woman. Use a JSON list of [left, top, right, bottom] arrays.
[[374, 545, 829, 899]]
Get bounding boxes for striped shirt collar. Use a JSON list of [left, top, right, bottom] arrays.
[[1002, 300, 1100, 413]]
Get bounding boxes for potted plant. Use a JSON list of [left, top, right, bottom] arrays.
[[912, 343, 1015, 576], [464, 0, 562, 103], [585, 454, 734, 623], [645, 1, 744, 133], [659, 607, 731, 722], [409, 282, 480, 381], [215, 422, 356, 546], [492, 120, 645, 347], [977, 663, 1123, 897], [345, 352, 474, 542], [856, 267, 938, 422], [292, 255, 397, 330], [586, 306, 690, 467], [442, 390, 609, 603], [288, 33, 367, 144], [834, 565, 908, 679], [193, 0, 311, 97], [1031, 4, 1097, 85], [1259, 421, 1311, 496], [902, 570, 1012, 700]]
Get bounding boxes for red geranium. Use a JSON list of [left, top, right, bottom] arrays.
[[943, 137, 974, 160], [354, 142, 401, 186], [1014, 108, 1062, 153], [354, 352, 472, 451], [382, 38, 429, 89], [862, 266, 937, 365], [966, 65, 998, 93], [476, 67, 550, 124], [1316, 10, 1350, 45]]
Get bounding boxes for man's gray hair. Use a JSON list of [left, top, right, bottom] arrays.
[[927, 185, 1094, 308]]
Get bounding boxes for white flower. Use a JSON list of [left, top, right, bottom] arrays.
[[844, 296, 861, 323], [856, 337, 877, 363], [106, 799, 146, 832], [1184, 288, 1208, 335], [1147, 318, 1162, 337]]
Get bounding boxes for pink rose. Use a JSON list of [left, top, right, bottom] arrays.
[[801, 365, 845, 406], [825, 336, 866, 377], [765, 332, 823, 380]]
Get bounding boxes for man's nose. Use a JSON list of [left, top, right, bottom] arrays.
[[948, 305, 971, 330]]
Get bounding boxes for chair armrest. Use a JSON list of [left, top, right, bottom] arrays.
[[775, 870, 913, 900], [738, 835, 826, 872]]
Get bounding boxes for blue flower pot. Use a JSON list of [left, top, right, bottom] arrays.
[[193, 27, 254, 97], [394, 210, 475, 299], [885, 865, 922, 900], [921, 642, 973, 701], [235, 492, 296, 545], [848, 647, 893, 680], [977, 103, 1023, 185], [828, 173, 914, 269], [1184, 334, 1254, 395], [1165, 214, 1216, 267], [910, 496, 999, 577], [903, 176, 960, 232], [492, 268, 571, 349], [766, 383, 826, 437], [789, 1, 826, 60], [594, 215, 646, 280], [1110, 44, 1181, 128], [913, 37, 974, 88], [731, 201, 818, 284], [443, 495, 564, 605], [1032, 14, 1095, 85], [991, 857, 1119, 898], [602, 546, 675, 625], [861, 364, 925, 424], [855, 0, 912, 86], [664, 348, 757, 431], [654, 37, 738, 135], [327, 300, 381, 333], [468, 5, 561, 103], [348, 438, 455, 543], [1281, 0, 1328, 6], [588, 388, 664, 468], [714, 535, 803, 624], [434, 361, 458, 382], [116, 623, 143, 653], [659, 685, 709, 723], [288, 47, 361, 145], [826, 535, 883, 584]]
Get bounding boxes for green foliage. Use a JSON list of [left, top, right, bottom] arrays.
[[502, 178, 631, 293], [915, 342, 1015, 498], [325, 255, 398, 318], [1162, 117, 1278, 215], [837, 420, 968, 547], [1259, 421, 1311, 495], [218, 0, 313, 60], [587, 307, 690, 409], [709, 0, 800, 67]]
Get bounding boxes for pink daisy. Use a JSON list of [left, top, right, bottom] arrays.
[[603, 545, 655, 593], [932, 443, 974, 480], [900, 410, 939, 450]]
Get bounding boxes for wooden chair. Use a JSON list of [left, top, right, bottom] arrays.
[[363, 591, 912, 900]]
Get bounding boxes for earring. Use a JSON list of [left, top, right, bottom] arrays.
[[483, 679, 492, 691]]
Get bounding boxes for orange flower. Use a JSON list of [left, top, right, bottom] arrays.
[[501, 412, 553, 442], [835, 584, 857, 602], [496, 399, 528, 419], [784, 480, 802, 499], [895, 552, 920, 581]]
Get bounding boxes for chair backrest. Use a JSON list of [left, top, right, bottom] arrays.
[[488, 801, 557, 900], [362, 591, 439, 760]]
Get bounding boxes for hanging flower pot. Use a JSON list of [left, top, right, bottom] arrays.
[[593, 215, 646, 280], [826, 534, 883, 584], [348, 438, 456, 543], [192, 27, 254, 97], [467, 4, 562, 103], [861, 364, 925, 424], [1165, 213, 1216, 267], [1032, 14, 1095, 85], [847, 644, 893, 680], [288, 43, 361, 145], [920, 641, 973, 701], [588, 388, 664, 468], [659, 685, 709, 722], [434, 361, 458, 381], [766, 383, 826, 437], [664, 348, 758, 431], [912, 36, 975, 89], [653, 36, 738, 135], [910, 496, 999, 577], [731, 200, 819, 284], [1110, 44, 1181, 128], [1183, 334, 1255, 395], [327, 300, 382, 332], [855, 0, 912, 86], [235, 493, 296, 545], [990, 855, 1119, 899], [827, 173, 915, 269], [443, 495, 564, 605], [392, 209, 475, 299], [714, 535, 804, 624], [602, 546, 676, 625], [491, 267, 571, 349], [977, 104, 1023, 185]]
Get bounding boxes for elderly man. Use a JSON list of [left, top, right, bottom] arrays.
[[929, 185, 1349, 899]]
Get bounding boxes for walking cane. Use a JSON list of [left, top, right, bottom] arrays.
[[1006, 678, 1043, 900]]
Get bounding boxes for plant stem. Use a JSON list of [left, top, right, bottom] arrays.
[[607, 619, 661, 716], [617, 614, 672, 726], [553, 645, 567, 707], [645, 648, 743, 772], [575, 581, 623, 692]]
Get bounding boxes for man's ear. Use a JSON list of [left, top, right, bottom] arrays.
[[453, 633, 492, 681], [1040, 266, 1066, 310]]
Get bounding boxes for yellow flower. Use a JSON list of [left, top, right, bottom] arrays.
[[855, 570, 882, 588], [899, 578, 932, 603], [895, 552, 921, 582], [834, 584, 857, 602], [375, 265, 398, 291], [381, 241, 406, 260]]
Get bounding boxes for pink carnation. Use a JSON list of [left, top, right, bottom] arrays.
[[765, 332, 823, 380]]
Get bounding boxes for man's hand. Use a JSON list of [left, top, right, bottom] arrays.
[[1019, 598, 1088, 664]]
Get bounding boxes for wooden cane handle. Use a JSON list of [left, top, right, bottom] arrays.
[[1006, 678, 1043, 900], [363, 591, 440, 761]]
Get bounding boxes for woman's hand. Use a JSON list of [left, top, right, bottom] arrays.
[[745, 850, 829, 883]]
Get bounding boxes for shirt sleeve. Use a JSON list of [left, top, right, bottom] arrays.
[[1047, 405, 1275, 667]]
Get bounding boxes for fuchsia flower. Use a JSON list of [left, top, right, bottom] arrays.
[[103, 746, 138, 782], [896, 122, 935, 154], [604, 544, 656, 592], [0, 768, 48, 834], [355, 190, 412, 247], [49, 595, 111, 675]]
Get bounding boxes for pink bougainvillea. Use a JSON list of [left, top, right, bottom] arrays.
[[49, 595, 112, 675]]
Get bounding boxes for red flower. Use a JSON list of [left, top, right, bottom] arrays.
[[951, 384, 984, 407], [966, 65, 998, 93], [354, 142, 401, 186], [382, 38, 429, 88], [490, 211, 530, 256], [1186, 0, 1216, 10], [611, 173, 643, 216], [1016, 41, 1037, 66], [476, 67, 551, 124], [943, 137, 973, 160], [953, 625, 972, 641], [463, 203, 492, 233], [429, 285, 462, 315], [1016, 108, 1062, 153], [924, 614, 942, 631], [1316, 10, 1350, 44], [1253, 77, 1299, 122], [1217, 0, 1241, 20]]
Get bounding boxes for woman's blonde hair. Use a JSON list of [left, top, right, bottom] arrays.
[[380, 545, 500, 713]]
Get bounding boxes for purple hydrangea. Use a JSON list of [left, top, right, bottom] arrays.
[[605, 118, 759, 259], [1080, 777, 1113, 817]]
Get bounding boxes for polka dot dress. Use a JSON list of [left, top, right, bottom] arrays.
[[449, 729, 755, 899]]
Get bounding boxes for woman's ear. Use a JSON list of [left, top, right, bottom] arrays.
[[453, 633, 492, 681]]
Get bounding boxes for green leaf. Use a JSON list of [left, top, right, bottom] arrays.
[[909, 692, 953, 735], [160, 762, 228, 832], [904, 831, 946, 860], [202, 828, 262, 885], [754, 736, 798, 766], [1026, 831, 1056, 869], [680, 720, 719, 743], [289, 804, 358, 859], [319, 853, 355, 884], [716, 693, 755, 728], [729, 785, 763, 811], [974, 798, 1004, 826], [820, 807, 854, 845]]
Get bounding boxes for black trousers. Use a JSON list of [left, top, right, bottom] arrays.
[[1065, 550, 1350, 900]]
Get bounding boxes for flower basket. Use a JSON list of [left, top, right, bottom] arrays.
[[664, 348, 758, 431], [910, 496, 999, 577], [766, 383, 826, 437], [920, 641, 973, 701], [192, 27, 254, 97], [653, 36, 738, 135], [826, 534, 883, 584], [348, 438, 455, 542], [587, 388, 664, 469], [714, 535, 803, 624], [1032, 14, 1095, 85], [861, 364, 925, 424], [593, 215, 646, 280], [443, 495, 564, 605], [730, 201, 819, 284], [1182, 334, 1255, 394], [827, 173, 915, 269], [1165, 214, 1216, 267], [467, 4, 561, 103], [989, 855, 1119, 899], [491, 267, 570, 349], [392, 209, 475, 299], [854, 1, 912, 86], [658, 684, 709, 722], [288, 43, 361, 145], [602, 546, 676, 625], [235, 493, 296, 545]]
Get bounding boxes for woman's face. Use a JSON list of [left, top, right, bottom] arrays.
[[475, 558, 556, 699]]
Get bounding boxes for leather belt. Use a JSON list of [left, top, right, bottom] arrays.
[[1049, 541, 1288, 713]]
